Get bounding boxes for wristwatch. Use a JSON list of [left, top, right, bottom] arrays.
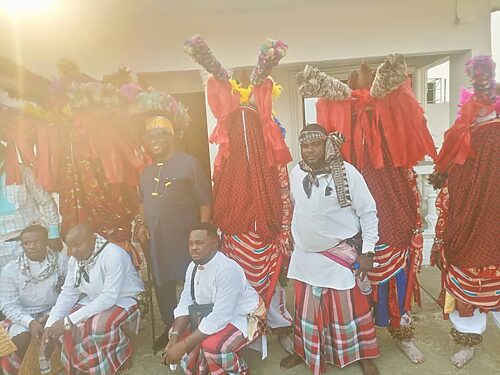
[[63, 317, 73, 331], [168, 330, 179, 339]]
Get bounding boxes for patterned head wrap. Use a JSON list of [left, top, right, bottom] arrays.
[[299, 126, 351, 207]]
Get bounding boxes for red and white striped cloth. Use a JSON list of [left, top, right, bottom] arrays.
[[444, 265, 500, 312], [368, 244, 408, 285], [222, 231, 283, 306]]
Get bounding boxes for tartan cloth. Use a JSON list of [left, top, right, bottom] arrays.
[[182, 298, 266, 375], [293, 280, 379, 374], [0, 351, 21, 375], [183, 323, 250, 375], [60, 304, 138, 375], [0, 320, 21, 375]]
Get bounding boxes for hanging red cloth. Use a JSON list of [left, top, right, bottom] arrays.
[[252, 79, 292, 167], [36, 123, 64, 192], [58, 127, 141, 266], [372, 80, 437, 169], [206, 78, 241, 173], [434, 98, 495, 173], [3, 117, 37, 185], [316, 98, 353, 161]]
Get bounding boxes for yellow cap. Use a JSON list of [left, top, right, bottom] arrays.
[[145, 116, 174, 135]]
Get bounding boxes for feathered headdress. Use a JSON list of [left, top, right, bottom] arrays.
[[435, 55, 498, 173]]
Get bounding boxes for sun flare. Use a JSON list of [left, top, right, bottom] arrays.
[[0, 0, 56, 15]]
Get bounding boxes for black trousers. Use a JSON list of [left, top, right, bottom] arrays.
[[154, 280, 178, 327]]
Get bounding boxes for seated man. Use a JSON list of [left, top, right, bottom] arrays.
[[42, 224, 144, 375], [0, 225, 68, 375], [161, 222, 266, 374]]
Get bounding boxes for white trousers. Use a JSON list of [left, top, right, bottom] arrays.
[[449, 309, 500, 335], [266, 285, 293, 329]]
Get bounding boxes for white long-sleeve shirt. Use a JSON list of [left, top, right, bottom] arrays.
[[0, 251, 68, 328], [174, 252, 260, 337], [45, 242, 144, 327], [288, 162, 379, 290]]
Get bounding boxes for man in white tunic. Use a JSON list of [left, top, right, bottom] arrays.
[[281, 124, 380, 375], [42, 224, 144, 375], [161, 222, 266, 375], [0, 225, 67, 375]]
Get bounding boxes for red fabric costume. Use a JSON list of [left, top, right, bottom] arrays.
[[208, 78, 293, 307], [314, 63, 436, 333], [431, 55, 500, 319], [433, 118, 500, 316]]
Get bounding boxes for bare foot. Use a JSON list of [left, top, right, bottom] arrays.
[[397, 339, 425, 364], [359, 359, 379, 375], [278, 334, 295, 355], [450, 346, 474, 368], [280, 354, 303, 370]]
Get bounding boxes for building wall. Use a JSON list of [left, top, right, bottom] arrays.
[[0, 0, 492, 77], [426, 103, 450, 148]]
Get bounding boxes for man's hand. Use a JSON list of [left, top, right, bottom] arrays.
[[137, 225, 149, 244], [354, 254, 374, 280], [165, 335, 179, 352], [29, 320, 44, 341], [160, 335, 179, 365], [48, 238, 64, 252], [161, 340, 185, 365], [42, 319, 65, 344], [434, 255, 443, 271]]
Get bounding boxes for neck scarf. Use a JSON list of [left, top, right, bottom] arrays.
[[299, 131, 352, 207], [18, 249, 58, 289], [75, 234, 109, 288]]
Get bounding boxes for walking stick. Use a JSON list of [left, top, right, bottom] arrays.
[[141, 239, 156, 350]]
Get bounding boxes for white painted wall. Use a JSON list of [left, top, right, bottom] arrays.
[[0, 0, 493, 77], [425, 61, 450, 148], [426, 103, 450, 148], [492, 11, 500, 77]]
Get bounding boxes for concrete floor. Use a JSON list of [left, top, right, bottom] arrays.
[[130, 267, 500, 375]]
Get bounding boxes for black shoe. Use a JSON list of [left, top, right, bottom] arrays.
[[153, 329, 170, 355]]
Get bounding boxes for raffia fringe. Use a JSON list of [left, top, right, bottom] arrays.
[[388, 322, 415, 341], [450, 328, 482, 347], [370, 54, 407, 98]]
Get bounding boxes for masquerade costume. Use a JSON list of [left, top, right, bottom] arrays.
[[431, 56, 500, 357], [184, 35, 293, 331], [298, 55, 437, 342]]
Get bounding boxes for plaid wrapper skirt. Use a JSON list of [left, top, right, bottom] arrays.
[[293, 280, 380, 374], [183, 323, 250, 375], [61, 304, 139, 375], [183, 298, 266, 375], [0, 320, 21, 375]]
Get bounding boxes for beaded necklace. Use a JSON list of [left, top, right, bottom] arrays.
[[151, 162, 173, 198]]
